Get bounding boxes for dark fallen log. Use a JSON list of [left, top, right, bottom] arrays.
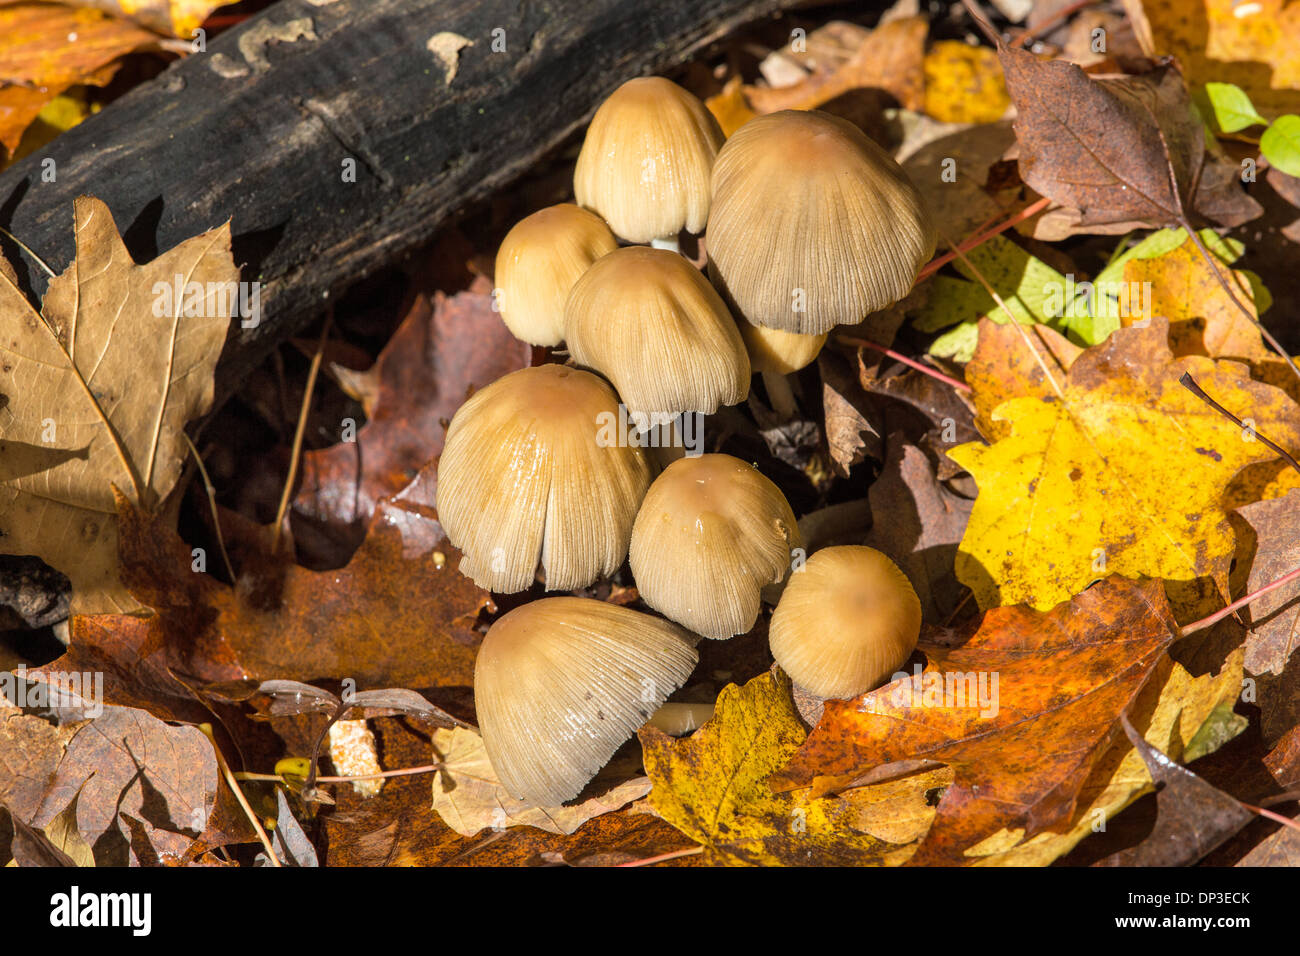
[[0, 0, 796, 401]]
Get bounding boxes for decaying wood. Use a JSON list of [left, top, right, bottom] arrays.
[[0, 0, 798, 403]]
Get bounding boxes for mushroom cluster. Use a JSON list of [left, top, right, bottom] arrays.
[[435, 76, 933, 806]]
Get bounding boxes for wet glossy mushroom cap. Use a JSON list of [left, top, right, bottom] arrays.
[[769, 545, 921, 699], [629, 453, 801, 639], [574, 76, 724, 243], [475, 597, 700, 805], [566, 247, 750, 427], [707, 110, 936, 335], [739, 322, 829, 375], [494, 204, 618, 346], [436, 364, 651, 593]]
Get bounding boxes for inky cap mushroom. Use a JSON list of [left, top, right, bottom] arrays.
[[494, 204, 618, 346], [769, 545, 921, 699], [707, 110, 936, 335], [436, 364, 651, 592], [574, 76, 724, 243], [475, 597, 700, 805], [739, 322, 829, 376], [565, 246, 750, 428], [629, 453, 800, 639]]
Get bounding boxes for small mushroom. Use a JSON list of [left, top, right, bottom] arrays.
[[574, 76, 724, 246], [494, 204, 618, 346], [768, 545, 921, 700], [565, 246, 750, 429], [707, 110, 936, 335], [738, 322, 829, 419], [436, 364, 651, 592], [629, 453, 801, 639], [475, 596, 700, 805]]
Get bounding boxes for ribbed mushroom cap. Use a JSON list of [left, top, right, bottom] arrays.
[[574, 76, 724, 242], [739, 322, 829, 375], [707, 110, 937, 335], [494, 204, 618, 346], [436, 364, 651, 593], [565, 247, 750, 428], [769, 545, 921, 699], [629, 453, 800, 639], [475, 597, 699, 805]]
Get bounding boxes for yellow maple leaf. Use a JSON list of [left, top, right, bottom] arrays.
[[640, 671, 944, 865], [950, 319, 1300, 612]]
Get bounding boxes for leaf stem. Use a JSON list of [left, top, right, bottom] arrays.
[[271, 312, 331, 555], [914, 197, 1052, 286], [198, 723, 281, 867], [1181, 564, 1300, 635], [182, 433, 237, 582], [837, 335, 971, 392], [1178, 372, 1300, 476]]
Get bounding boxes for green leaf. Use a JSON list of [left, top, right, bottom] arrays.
[[1261, 115, 1300, 177], [1204, 82, 1267, 133]]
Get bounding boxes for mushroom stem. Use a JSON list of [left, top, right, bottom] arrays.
[[650, 235, 681, 254], [761, 369, 799, 419], [647, 701, 715, 736]]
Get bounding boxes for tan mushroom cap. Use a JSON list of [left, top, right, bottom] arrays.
[[436, 364, 651, 593], [707, 110, 937, 335], [574, 76, 724, 242], [475, 597, 699, 805], [769, 545, 921, 699], [566, 247, 750, 428], [739, 322, 829, 375], [629, 453, 801, 639], [494, 204, 618, 346]]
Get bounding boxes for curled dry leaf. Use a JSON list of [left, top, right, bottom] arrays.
[[1095, 715, 1253, 866], [430, 727, 651, 837], [1234, 489, 1300, 676], [0, 196, 237, 613], [999, 46, 1258, 229], [31, 705, 219, 866], [863, 433, 973, 624]]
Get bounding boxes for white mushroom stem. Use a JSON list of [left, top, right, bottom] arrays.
[[650, 235, 681, 254], [761, 370, 799, 419], [646, 701, 715, 736]]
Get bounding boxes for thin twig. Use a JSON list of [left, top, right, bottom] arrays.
[[236, 763, 447, 784], [271, 312, 331, 555], [1240, 803, 1300, 835], [616, 845, 705, 867], [198, 723, 281, 866], [943, 231, 1067, 399], [838, 335, 971, 392], [914, 197, 1053, 286], [1181, 565, 1300, 635], [182, 433, 237, 583], [1178, 372, 1300, 476]]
